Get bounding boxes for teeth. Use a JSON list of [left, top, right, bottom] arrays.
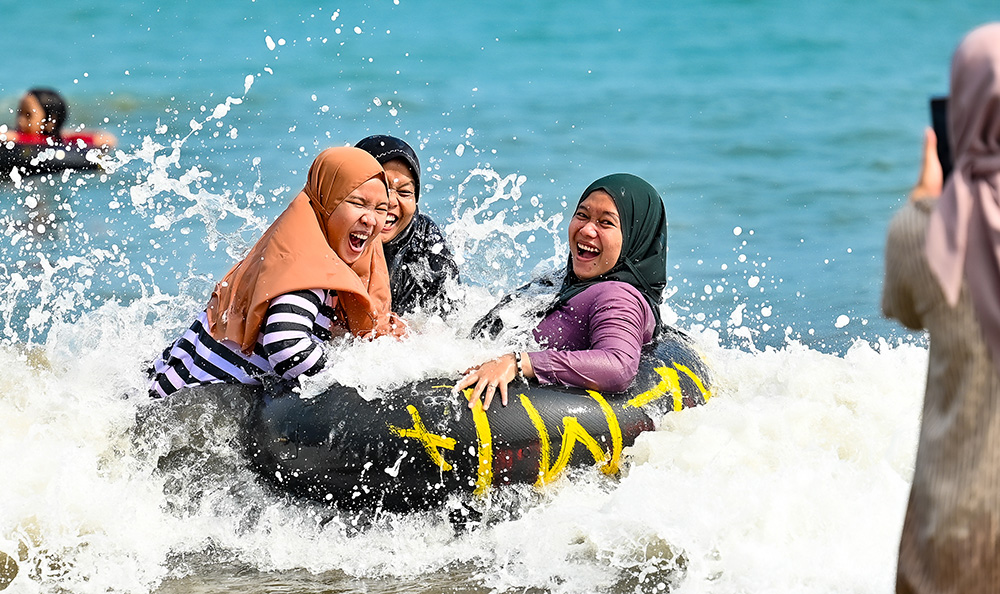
[[577, 243, 599, 254], [351, 232, 369, 242], [385, 215, 398, 225]]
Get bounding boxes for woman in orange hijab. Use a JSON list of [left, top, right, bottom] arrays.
[[149, 147, 404, 398]]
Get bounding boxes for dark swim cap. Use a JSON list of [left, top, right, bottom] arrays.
[[355, 135, 421, 201]]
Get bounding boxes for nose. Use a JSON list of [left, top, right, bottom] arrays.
[[387, 188, 400, 210], [579, 221, 599, 237]]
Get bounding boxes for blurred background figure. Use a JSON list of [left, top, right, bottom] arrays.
[[882, 22, 1000, 594], [4, 87, 116, 148]]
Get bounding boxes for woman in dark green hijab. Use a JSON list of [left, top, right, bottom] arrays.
[[552, 173, 668, 328], [458, 173, 669, 409]]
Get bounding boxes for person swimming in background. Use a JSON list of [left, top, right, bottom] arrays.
[[148, 147, 406, 398], [457, 173, 668, 409], [1, 88, 117, 149], [355, 135, 460, 317]]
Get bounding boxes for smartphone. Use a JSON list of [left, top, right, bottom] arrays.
[[930, 96, 953, 182]]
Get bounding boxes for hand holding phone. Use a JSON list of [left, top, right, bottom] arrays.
[[930, 96, 953, 181], [911, 128, 944, 201]]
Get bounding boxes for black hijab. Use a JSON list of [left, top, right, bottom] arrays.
[[554, 173, 668, 328], [354, 135, 421, 201], [355, 134, 423, 265]]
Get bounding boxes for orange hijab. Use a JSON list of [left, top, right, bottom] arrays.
[[206, 146, 398, 352]]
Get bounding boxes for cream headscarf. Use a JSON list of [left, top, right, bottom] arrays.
[[206, 146, 399, 352], [926, 22, 1000, 373]]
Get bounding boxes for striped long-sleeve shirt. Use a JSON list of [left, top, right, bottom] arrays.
[[149, 289, 343, 398]]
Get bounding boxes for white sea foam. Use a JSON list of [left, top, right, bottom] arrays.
[[0, 304, 927, 593]]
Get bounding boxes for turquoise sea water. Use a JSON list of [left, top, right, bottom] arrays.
[[1, 2, 999, 593]]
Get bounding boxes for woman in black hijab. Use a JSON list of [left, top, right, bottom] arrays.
[[458, 173, 668, 409], [356, 135, 460, 317]]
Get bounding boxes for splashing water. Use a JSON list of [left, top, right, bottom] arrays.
[[0, 305, 927, 594], [0, 79, 273, 346], [445, 167, 566, 292], [0, 70, 929, 594]]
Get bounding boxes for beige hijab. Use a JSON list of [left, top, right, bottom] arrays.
[[926, 22, 1000, 372], [206, 146, 398, 352]]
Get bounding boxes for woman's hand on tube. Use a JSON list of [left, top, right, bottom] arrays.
[[456, 353, 518, 410], [911, 127, 944, 201]]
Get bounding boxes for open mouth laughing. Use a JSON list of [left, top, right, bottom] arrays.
[[381, 213, 399, 234], [349, 231, 370, 252], [575, 242, 600, 261]]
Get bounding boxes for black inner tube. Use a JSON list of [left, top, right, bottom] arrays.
[[243, 332, 713, 512], [0, 142, 101, 177]]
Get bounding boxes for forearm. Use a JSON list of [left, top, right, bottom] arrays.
[[528, 347, 639, 393], [261, 290, 328, 379]]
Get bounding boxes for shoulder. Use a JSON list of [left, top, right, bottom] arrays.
[[413, 212, 447, 241], [391, 212, 447, 251], [269, 288, 326, 308], [409, 212, 458, 268], [887, 199, 935, 253], [415, 211, 441, 228], [0, 129, 22, 142], [1, 130, 48, 144], [888, 198, 934, 235], [579, 280, 645, 300], [576, 281, 652, 315]]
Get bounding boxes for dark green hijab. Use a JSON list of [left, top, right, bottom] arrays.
[[554, 173, 668, 329]]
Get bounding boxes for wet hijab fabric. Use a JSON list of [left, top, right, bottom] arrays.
[[206, 147, 395, 352], [354, 135, 421, 201], [926, 22, 1000, 375]]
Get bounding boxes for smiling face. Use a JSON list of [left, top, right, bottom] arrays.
[[16, 93, 51, 135], [324, 177, 390, 264], [568, 189, 624, 280], [380, 159, 417, 242]]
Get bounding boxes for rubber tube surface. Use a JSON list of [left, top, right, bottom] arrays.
[[244, 330, 712, 512]]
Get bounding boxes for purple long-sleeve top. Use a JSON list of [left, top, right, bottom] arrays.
[[529, 281, 655, 393]]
